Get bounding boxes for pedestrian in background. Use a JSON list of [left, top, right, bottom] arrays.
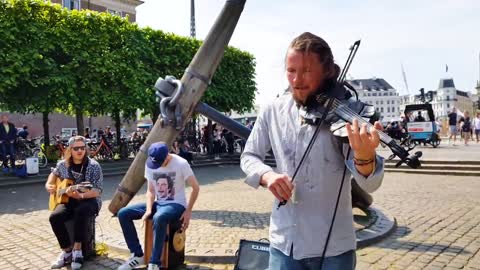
[[0, 114, 17, 173], [474, 112, 480, 143]]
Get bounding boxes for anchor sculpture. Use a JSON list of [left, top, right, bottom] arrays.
[[108, 0, 247, 214]]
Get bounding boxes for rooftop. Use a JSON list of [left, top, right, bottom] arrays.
[[349, 78, 394, 91]]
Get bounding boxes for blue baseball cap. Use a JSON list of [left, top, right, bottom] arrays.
[[147, 142, 169, 169]]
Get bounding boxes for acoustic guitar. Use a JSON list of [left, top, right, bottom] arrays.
[[49, 178, 93, 211]]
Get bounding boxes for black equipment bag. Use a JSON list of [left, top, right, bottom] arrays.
[[234, 239, 270, 270]]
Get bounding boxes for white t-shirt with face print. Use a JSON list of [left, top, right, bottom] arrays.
[[144, 154, 194, 208]]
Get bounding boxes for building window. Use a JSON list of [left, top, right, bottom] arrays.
[[380, 101, 384, 105], [63, 0, 80, 10], [446, 96, 450, 101], [447, 103, 450, 108], [387, 100, 390, 104], [392, 107, 395, 113], [387, 107, 390, 113], [380, 107, 384, 113], [107, 9, 124, 17]]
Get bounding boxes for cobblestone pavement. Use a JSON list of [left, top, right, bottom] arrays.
[[1, 144, 480, 269]]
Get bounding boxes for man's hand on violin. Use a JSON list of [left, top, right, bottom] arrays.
[[346, 119, 383, 159], [261, 171, 293, 202]]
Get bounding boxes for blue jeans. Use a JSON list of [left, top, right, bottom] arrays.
[[269, 246, 356, 270], [0, 142, 15, 169], [117, 202, 185, 265]]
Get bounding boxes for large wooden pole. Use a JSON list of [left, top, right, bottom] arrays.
[[108, 0, 247, 214]]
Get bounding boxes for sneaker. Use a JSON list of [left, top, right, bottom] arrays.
[[71, 250, 83, 270], [118, 254, 145, 270], [147, 264, 160, 270], [51, 251, 72, 269]]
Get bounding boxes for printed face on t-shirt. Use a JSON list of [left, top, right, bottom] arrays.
[[155, 173, 175, 201]]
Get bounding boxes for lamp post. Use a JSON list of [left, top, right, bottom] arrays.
[[190, 0, 196, 38]]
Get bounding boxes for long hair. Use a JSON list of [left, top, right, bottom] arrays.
[[287, 32, 341, 91], [64, 136, 89, 168]]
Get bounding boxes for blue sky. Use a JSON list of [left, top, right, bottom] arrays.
[[136, 0, 480, 105]]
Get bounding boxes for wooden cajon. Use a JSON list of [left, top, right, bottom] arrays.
[[65, 215, 96, 259], [144, 219, 185, 269]]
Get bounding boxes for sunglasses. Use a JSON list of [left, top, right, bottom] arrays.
[[72, 146, 86, 151]]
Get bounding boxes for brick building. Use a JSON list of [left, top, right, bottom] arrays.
[[0, 111, 138, 139], [49, 0, 143, 23]]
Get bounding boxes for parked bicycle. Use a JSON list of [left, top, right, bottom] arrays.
[[89, 137, 114, 161], [16, 137, 48, 168]]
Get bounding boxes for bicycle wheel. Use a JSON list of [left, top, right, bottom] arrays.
[[33, 149, 48, 168], [100, 147, 114, 161]]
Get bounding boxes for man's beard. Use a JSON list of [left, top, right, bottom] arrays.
[[291, 88, 318, 108]]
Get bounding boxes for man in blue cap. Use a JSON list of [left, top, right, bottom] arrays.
[[117, 142, 200, 270]]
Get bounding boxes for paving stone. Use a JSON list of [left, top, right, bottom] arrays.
[[2, 160, 480, 269]]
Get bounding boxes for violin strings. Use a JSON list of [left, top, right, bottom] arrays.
[[330, 98, 393, 143], [338, 109, 391, 142]]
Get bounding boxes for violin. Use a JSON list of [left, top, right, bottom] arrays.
[[300, 82, 422, 169]]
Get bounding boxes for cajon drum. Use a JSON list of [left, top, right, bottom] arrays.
[[144, 219, 185, 269], [66, 215, 96, 259]]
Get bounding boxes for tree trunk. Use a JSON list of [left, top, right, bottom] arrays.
[[114, 110, 121, 143], [207, 119, 213, 154], [75, 107, 84, 137], [88, 116, 92, 131], [42, 111, 50, 146], [152, 105, 160, 124]]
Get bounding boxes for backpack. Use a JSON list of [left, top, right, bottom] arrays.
[[462, 117, 471, 132]]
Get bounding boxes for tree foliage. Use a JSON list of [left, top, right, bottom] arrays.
[[0, 0, 257, 138]]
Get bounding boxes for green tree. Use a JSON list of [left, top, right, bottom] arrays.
[[0, 1, 72, 145], [0, 0, 257, 144]]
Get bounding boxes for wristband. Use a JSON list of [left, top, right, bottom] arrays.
[[353, 157, 375, 166]]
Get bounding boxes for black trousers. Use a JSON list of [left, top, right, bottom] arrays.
[[179, 150, 193, 164], [0, 142, 15, 168], [213, 140, 222, 154], [49, 198, 98, 249]]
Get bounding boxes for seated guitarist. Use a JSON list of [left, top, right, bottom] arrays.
[[45, 136, 103, 270]]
